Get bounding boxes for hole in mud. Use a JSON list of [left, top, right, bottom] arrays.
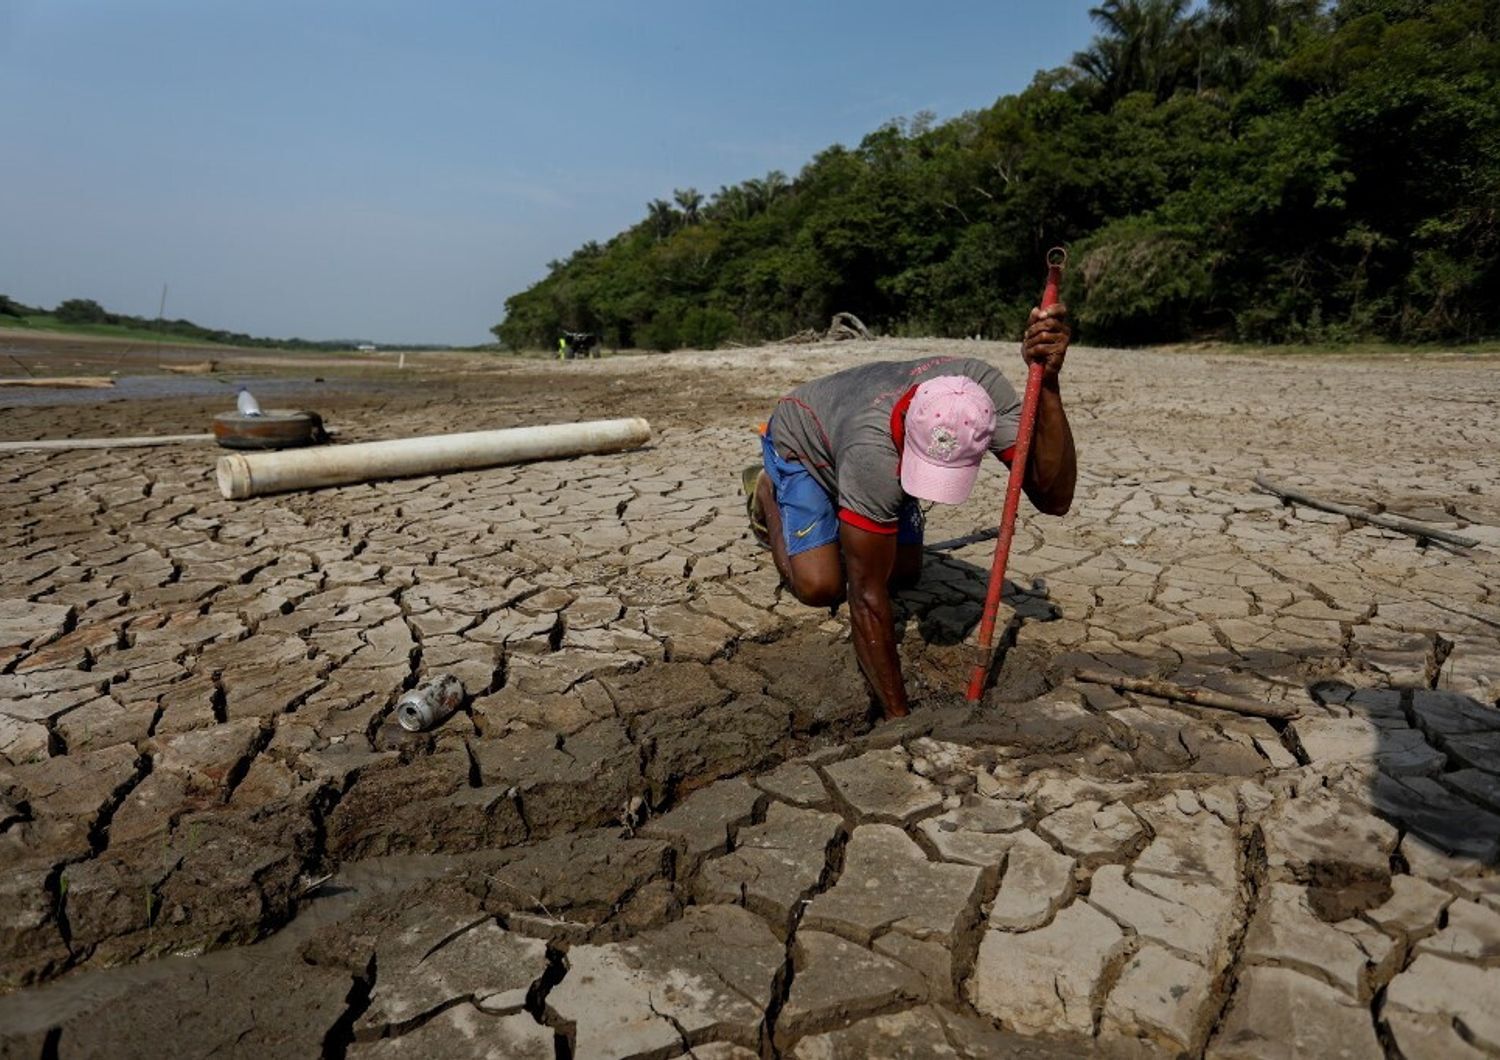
[[1302, 862, 1393, 922]]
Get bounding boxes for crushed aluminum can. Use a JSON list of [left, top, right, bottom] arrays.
[[395, 674, 465, 732]]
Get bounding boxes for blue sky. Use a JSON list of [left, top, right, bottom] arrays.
[[1, 2, 1099, 345]]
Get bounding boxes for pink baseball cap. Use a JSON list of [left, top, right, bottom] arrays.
[[900, 375, 995, 504]]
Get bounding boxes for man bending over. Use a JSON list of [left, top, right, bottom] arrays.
[[744, 305, 1076, 719]]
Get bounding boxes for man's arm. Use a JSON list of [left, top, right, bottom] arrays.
[[1019, 304, 1077, 516], [839, 521, 909, 720]]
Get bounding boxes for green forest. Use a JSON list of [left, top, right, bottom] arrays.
[[0, 294, 436, 352], [496, 0, 1498, 351]]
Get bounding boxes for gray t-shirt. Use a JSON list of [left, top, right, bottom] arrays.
[[770, 356, 1022, 527]]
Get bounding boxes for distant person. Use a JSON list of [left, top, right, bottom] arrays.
[[743, 305, 1076, 720], [558, 336, 569, 360]]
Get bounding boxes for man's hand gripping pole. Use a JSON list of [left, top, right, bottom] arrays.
[[964, 247, 1067, 703]]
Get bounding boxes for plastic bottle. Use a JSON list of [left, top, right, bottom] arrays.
[[395, 674, 464, 732], [236, 388, 263, 416]]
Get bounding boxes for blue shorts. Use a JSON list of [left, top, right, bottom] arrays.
[[761, 427, 924, 557]]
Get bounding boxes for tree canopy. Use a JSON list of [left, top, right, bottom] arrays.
[[6, 296, 439, 351], [0, 294, 40, 318], [496, 0, 1498, 349]]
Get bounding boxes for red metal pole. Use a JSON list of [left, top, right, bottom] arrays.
[[965, 247, 1067, 703]]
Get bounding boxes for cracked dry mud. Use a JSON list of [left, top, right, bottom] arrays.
[[2, 339, 1499, 1059]]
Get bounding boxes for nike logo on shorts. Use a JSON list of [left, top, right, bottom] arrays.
[[793, 521, 818, 538]]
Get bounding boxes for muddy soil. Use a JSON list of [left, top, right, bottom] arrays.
[[1, 337, 1498, 1058]]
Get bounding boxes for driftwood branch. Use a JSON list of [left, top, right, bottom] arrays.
[[928, 527, 999, 552], [827, 312, 872, 341], [1254, 475, 1479, 550], [1074, 670, 1301, 721], [778, 312, 873, 345]]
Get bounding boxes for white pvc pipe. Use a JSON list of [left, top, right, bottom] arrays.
[[216, 417, 651, 500], [0, 433, 214, 453]]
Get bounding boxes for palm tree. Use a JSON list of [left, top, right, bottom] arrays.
[[709, 185, 752, 223], [1201, 0, 1324, 89], [1074, 30, 1128, 97], [673, 188, 704, 225], [742, 170, 790, 215], [743, 178, 770, 215], [1073, 0, 1199, 104], [646, 198, 680, 241]]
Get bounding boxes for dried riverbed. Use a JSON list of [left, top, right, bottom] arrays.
[[2, 337, 1499, 1058]]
